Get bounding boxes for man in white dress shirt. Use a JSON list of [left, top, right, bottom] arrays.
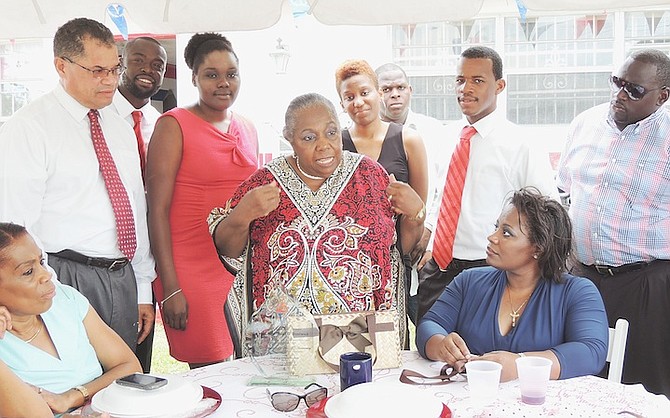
[[0, 18, 155, 351], [376, 62, 447, 324], [416, 46, 558, 320], [111, 36, 166, 371], [112, 36, 167, 178]]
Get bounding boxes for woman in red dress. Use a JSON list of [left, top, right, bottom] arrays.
[[146, 33, 258, 368]]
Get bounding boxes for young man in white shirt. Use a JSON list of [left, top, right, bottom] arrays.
[[112, 36, 167, 178], [416, 46, 557, 320], [111, 36, 167, 372]]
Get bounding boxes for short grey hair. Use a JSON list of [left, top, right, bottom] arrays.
[[283, 93, 340, 140]]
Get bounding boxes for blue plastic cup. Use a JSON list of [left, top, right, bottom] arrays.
[[339, 352, 372, 391]]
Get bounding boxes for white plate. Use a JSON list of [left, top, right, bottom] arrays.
[[91, 375, 203, 417], [324, 381, 443, 418]]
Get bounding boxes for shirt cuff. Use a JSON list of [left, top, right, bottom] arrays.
[[137, 281, 153, 305]]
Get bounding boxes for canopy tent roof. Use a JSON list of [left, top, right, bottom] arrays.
[[0, 0, 668, 39]]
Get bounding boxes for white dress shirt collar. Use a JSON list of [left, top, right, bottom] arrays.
[[462, 107, 506, 139], [53, 82, 91, 123]]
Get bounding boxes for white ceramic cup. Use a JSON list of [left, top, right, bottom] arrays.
[[515, 356, 553, 405], [465, 360, 502, 404]]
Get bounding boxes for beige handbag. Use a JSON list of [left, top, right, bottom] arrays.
[[286, 310, 402, 375]]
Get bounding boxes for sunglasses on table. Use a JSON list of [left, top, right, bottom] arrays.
[[266, 383, 328, 412], [609, 75, 666, 101]]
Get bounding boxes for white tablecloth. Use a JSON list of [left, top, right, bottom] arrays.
[[180, 351, 669, 417]]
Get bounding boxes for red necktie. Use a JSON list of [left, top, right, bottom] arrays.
[[88, 109, 137, 260], [432, 126, 477, 270], [131, 110, 147, 178]]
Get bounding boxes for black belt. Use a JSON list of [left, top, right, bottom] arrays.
[[581, 261, 649, 276], [49, 250, 129, 272]]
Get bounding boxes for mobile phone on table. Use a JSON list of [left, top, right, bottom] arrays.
[[115, 373, 168, 390]]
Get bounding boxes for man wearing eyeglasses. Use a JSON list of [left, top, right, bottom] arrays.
[[557, 49, 670, 397], [0, 18, 156, 354], [110, 36, 167, 373]]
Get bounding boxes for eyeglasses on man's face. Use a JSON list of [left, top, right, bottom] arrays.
[[266, 383, 328, 412], [609, 75, 666, 101], [61, 56, 124, 79]]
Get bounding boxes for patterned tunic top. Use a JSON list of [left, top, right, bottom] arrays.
[[210, 152, 399, 314]]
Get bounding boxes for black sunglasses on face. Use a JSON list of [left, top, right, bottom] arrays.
[[609, 75, 665, 101], [266, 383, 328, 412]]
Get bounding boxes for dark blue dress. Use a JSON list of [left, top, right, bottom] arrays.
[[416, 266, 609, 379]]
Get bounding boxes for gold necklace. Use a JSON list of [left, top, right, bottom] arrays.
[[20, 317, 43, 344], [508, 287, 530, 328]]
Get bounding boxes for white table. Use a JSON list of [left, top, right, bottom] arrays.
[[180, 351, 669, 417]]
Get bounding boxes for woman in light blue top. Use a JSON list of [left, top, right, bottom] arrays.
[[417, 188, 608, 381], [0, 223, 140, 417]]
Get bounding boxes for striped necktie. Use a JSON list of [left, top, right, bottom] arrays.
[[432, 125, 477, 270]]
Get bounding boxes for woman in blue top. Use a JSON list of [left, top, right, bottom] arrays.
[[417, 187, 608, 381], [0, 223, 140, 417]]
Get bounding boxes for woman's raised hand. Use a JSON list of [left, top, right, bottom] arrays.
[[239, 182, 281, 220]]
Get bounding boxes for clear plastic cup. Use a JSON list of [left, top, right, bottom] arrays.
[[515, 356, 553, 405], [465, 360, 502, 404]]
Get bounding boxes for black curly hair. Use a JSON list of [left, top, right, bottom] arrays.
[[184, 32, 237, 72], [508, 187, 573, 283], [461, 46, 503, 81]]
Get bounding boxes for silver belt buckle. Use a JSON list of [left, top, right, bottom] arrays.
[[108, 259, 126, 271], [594, 265, 614, 276]]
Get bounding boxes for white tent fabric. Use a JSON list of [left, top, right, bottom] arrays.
[[523, 0, 669, 13], [0, 0, 668, 39], [306, 0, 484, 26], [0, 0, 284, 39]]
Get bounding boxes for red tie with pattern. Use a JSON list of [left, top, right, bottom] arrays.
[[88, 109, 137, 260], [432, 125, 477, 270], [131, 110, 147, 178]]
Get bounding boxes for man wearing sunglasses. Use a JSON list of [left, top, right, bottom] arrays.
[[557, 49, 670, 397], [0, 18, 156, 354]]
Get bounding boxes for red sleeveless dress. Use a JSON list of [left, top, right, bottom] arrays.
[[153, 108, 257, 363]]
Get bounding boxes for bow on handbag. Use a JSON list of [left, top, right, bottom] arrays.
[[318, 316, 372, 354], [314, 313, 394, 371]]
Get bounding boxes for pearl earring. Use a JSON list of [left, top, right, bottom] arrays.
[[533, 254, 538, 259]]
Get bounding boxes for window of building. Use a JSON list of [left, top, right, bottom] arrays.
[[392, 10, 670, 127], [0, 39, 54, 125]]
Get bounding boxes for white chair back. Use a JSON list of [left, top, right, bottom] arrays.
[[606, 318, 629, 383]]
